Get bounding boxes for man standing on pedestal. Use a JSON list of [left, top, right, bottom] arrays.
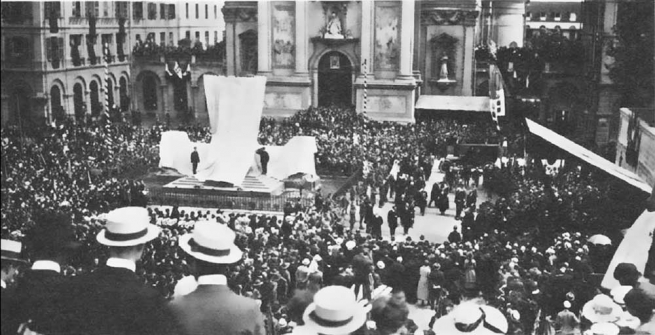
[[256, 147, 269, 175], [190, 147, 200, 175]]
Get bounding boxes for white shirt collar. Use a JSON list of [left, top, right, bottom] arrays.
[[197, 274, 227, 286], [31, 260, 61, 273], [106, 258, 136, 272]]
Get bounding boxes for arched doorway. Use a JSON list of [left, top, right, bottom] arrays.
[[318, 51, 352, 107], [90, 80, 101, 116], [119, 77, 129, 111], [142, 74, 158, 111], [50, 85, 64, 120], [73, 83, 85, 121]]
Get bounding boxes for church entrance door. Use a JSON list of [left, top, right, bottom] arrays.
[[318, 51, 352, 107]]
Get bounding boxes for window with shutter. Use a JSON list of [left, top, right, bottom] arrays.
[[148, 3, 157, 20], [102, 2, 109, 17], [160, 3, 166, 20], [169, 4, 176, 19], [205, 4, 208, 19], [46, 37, 52, 61], [72, 2, 82, 18], [133, 3, 143, 20], [58, 37, 64, 60]]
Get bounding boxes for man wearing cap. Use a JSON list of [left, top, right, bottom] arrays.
[[8, 210, 80, 334], [169, 221, 265, 335], [62, 207, 178, 335]]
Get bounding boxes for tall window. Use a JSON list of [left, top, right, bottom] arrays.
[[205, 31, 209, 47], [72, 1, 82, 18], [195, 31, 200, 43], [185, 31, 191, 40], [133, 2, 143, 19], [160, 3, 166, 19], [168, 4, 176, 19], [195, 4, 199, 19], [115, 2, 128, 18], [44, 2, 61, 18], [186, 3, 189, 18], [169, 32, 174, 45], [143, 76, 158, 111], [102, 2, 109, 17], [160, 32, 166, 46], [50, 85, 63, 119], [205, 4, 208, 19], [85, 1, 99, 17], [214, 5, 217, 19], [46, 37, 64, 69], [147, 3, 157, 20], [119, 77, 129, 111], [214, 31, 218, 44]]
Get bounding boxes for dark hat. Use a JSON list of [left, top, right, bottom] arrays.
[[613, 263, 641, 284], [27, 210, 81, 256]]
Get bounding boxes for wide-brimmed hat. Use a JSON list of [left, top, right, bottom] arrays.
[[302, 285, 371, 335], [179, 221, 243, 264], [431, 301, 508, 335], [96, 207, 161, 247], [1, 239, 26, 263], [582, 294, 623, 324], [588, 322, 620, 335]]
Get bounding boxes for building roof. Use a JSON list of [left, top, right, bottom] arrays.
[[415, 95, 490, 112], [526, 118, 652, 193]]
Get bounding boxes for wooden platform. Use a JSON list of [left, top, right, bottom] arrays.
[[163, 173, 285, 196]]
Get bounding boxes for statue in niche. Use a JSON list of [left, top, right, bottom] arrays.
[[325, 12, 344, 39], [439, 55, 450, 81]]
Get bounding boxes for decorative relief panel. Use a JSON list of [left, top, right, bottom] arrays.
[[420, 10, 479, 26], [264, 92, 302, 110], [368, 96, 406, 114], [374, 2, 401, 71], [272, 2, 295, 69]]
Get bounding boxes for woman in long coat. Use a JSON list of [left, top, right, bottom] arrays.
[[437, 183, 450, 215], [417, 260, 431, 305]]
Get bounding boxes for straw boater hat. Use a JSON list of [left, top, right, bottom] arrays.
[[1, 239, 26, 263], [582, 294, 623, 324], [96, 207, 161, 247], [302, 285, 371, 335], [588, 322, 620, 335], [179, 221, 243, 264], [431, 301, 508, 335]]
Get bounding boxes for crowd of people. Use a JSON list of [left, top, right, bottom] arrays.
[[1, 104, 653, 335]]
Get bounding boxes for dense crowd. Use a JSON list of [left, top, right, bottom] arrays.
[[1, 105, 653, 335]]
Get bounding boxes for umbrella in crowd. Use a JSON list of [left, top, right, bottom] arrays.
[[588, 234, 612, 246]]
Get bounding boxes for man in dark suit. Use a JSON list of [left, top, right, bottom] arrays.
[[190, 147, 200, 175], [352, 247, 373, 300], [61, 207, 178, 335], [1, 239, 26, 335], [466, 188, 478, 210], [170, 221, 265, 335], [371, 212, 383, 239], [387, 206, 398, 237], [448, 226, 462, 244], [8, 210, 80, 334], [256, 147, 270, 175], [454, 185, 466, 220]]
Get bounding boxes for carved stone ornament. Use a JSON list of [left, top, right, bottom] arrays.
[[222, 7, 258, 23], [421, 10, 479, 26]]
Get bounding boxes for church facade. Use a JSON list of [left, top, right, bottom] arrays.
[[223, 0, 526, 122]]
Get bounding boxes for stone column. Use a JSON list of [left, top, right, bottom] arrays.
[[258, 1, 271, 74], [84, 90, 92, 117], [295, 1, 308, 75], [360, 0, 373, 74], [462, 12, 478, 96], [492, 1, 525, 47], [398, 0, 415, 79]]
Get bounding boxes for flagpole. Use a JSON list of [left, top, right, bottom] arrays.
[[103, 43, 110, 121]]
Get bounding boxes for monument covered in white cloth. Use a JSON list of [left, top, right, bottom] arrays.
[[158, 76, 318, 193]]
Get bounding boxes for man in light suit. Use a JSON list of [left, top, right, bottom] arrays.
[[61, 207, 178, 335], [170, 221, 265, 335]]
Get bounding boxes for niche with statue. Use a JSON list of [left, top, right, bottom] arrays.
[[430, 33, 458, 91]]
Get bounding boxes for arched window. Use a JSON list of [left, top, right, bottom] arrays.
[[50, 85, 63, 119], [90, 80, 101, 116], [106, 78, 114, 108], [119, 77, 129, 111], [143, 75, 158, 111], [74, 83, 85, 120]]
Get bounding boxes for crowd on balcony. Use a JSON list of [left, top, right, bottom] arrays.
[[1, 105, 653, 335]]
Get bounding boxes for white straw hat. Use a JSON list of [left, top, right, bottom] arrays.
[[302, 286, 371, 335], [431, 301, 508, 335], [96, 207, 160, 247], [1, 239, 26, 262], [178, 221, 243, 264]]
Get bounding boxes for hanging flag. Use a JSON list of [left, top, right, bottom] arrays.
[[174, 62, 183, 79]]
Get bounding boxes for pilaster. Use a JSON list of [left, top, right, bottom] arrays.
[[295, 1, 308, 75], [398, 0, 415, 80], [257, 1, 271, 75]]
